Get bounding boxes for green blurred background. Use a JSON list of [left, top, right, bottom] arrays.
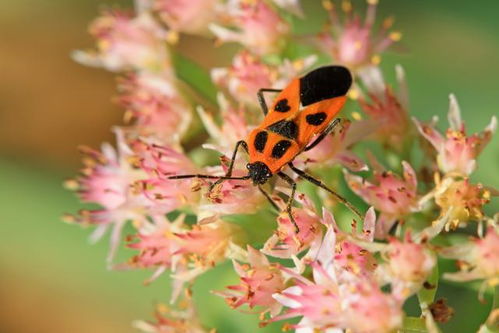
[[0, 0, 498, 332]]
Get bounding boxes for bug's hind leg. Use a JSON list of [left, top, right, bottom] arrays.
[[208, 140, 248, 192], [288, 162, 364, 220], [257, 88, 282, 115], [277, 171, 299, 233]]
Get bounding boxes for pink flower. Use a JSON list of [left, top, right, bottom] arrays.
[[300, 119, 369, 172], [64, 129, 149, 263], [262, 194, 326, 258], [316, 0, 401, 69], [133, 141, 201, 214], [210, 0, 290, 55], [379, 235, 436, 301], [413, 94, 497, 176], [386, 236, 435, 283], [128, 215, 241, 300], [211, 52, 274, 107], [117, 72, 192, 145], [73, 10, 170, 72], [345, 160, 419, 238], [153, 0, 221, 36], [441, 227, 499, 291], [216, 247, 286, 316], [211, 51, 316, 108], [199, 160, 266, 216], [358, 65, 411, 152], [341, 279, 404, 333], [197, 93, 252, 156], [272, 223, 402, 332], [133, 294, 211, 333], [271, 0, 303, 17]]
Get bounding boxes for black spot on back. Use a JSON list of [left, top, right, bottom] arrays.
[[306, 112, 327, 126], [254, 131, 268, 152], [267, 120, 298, 140], [299, 66, 352, 106], [274, 99, 291, 112], [271, 140, 292, 159]]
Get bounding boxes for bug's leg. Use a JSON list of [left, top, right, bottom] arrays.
[[277, 171, 299, 233], [304, 118, 343, 152], [209, 140, 248, 192], [258, 185, 280, 211], [288, 162, 364, 220], [257, 88, 282, 115]]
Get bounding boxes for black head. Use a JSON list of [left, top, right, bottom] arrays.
[[246, 162, 273, 185], [299, 66, 352, 106]]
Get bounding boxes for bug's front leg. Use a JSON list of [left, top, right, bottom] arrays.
[[277, 171, 299, 233], [209, 140, 248, 192]]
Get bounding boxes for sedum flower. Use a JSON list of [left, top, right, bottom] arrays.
[[272, 221, 403, 332], [316, 0, 401, 70], [64, 129, 149, 263], [129, 215, 242, 300], [413, 94, 497, 176], [210, 0, 290, 56], [197, 93, 252, 156], [345, 160, 419, 238], [211, 51, 316, 108], [301, 119, 369, 172], [117, 71, 192, 145], [358, 65, 411, 152], [73, 10, 170, 72], [441, 227, 499, 289], [134, 292, 214, 333], [211, 51, 274, 107], [215, 246, 286, 316], [153, 0, 221, 36], [380, 235, 436, 301], [433, 178, 491, 230], [133, 141, 201, 214], [262, 194, 326, 258], [271, 0, 303, 17]]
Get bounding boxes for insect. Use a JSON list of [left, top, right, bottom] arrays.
[[169, 66, 363, 231]]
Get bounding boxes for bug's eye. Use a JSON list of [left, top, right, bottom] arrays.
[[246, 164, 251, 169]]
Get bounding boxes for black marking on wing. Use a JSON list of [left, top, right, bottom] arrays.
[[254, 131, 268, 152], [271, 140, 292, 158], [299, 66, 352, 106], [306, 112, 327, 126], [267, 120, 298, 140], [274, 99, 291, 112]]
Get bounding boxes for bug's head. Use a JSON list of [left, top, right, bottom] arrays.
[[246, 162, 272, 185]]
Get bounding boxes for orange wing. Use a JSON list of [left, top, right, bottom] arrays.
[[296, 95, 347, 146], [259, 79, 301, 129]]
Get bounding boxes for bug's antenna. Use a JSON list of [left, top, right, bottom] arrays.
[[168, 174, 251, 181]]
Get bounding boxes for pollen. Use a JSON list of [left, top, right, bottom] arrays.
[[371, 54, 381, 65], [322, 0, 334, 11], [389, 31, 403, 41]]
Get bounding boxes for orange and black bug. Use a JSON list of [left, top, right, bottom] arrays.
[[169, 66, 363, 230]]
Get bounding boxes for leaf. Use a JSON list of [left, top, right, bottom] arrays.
[[173, 53, 217, 105], [418, 262, 439, 308], [401, 316, 427, 333]]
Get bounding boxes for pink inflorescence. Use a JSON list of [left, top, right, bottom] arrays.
[[68, 0, 498, 332]]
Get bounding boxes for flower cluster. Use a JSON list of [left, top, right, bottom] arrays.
[[68, 0, 498, 332]]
